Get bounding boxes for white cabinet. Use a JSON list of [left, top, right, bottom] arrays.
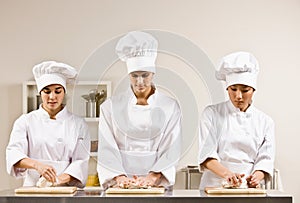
[[22, 80, 112, 157]]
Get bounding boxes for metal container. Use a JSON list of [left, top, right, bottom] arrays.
[[82, 89, 106, 118], [86, 101, 97, 117]]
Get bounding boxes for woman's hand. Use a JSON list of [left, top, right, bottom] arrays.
[[57, 173, 71, 185], [113, 172, 162, 188], [135, 172, 162, 187], [114, 175, 133, 188], [246, 170, 265, 188], [56, 174, 85, 188], [34, 162, 57, 183], [224, 172, 245, 188]]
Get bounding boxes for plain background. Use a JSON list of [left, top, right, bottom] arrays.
[[0, 0, 299, 202]]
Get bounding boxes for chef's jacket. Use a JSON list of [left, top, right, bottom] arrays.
[[97, 87, 182, 188], [198, 100, 275, 189], [6, 106, 91, 186]]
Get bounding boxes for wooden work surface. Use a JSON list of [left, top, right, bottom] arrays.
[[15, 186, 77, 194], [0, 189, 291, 203], [205, 187, 266, 194], [105, 187, 165, 194]]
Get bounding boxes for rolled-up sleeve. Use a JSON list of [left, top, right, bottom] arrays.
[[198, 106, 220, 167], [64, 119, 91, 185], [6, 115, 29, 177], [151, 101, 182, 186], [253, 117, 275, 176], [97, 100, 127, 186]]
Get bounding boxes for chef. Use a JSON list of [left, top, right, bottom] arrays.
[[97, 31, 182, 189], [198, 51, 275, 189], [6, 61, 91, 187]]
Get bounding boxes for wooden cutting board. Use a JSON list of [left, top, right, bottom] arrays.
[[105, 187, 165, 194], [205, 187, 266, 194], [15, 186, 77, 194]]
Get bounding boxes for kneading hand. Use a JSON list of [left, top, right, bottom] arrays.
[[35, 162, 57, 183], [246, 170, 264, 188], [224, 172, 245, 188], [114, 175, 135, 188], [113, 173, 162, 189], [135, 172, 162, 187]]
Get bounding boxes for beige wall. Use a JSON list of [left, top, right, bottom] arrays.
[[1, 0, 300, 201]]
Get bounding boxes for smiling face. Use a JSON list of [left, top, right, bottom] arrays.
[[227, 84, 254, 112], [40, 84, 65, 117], [129, 71, 154, 95]]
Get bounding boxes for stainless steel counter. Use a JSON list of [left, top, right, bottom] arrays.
[[0, 188, 292, 203]]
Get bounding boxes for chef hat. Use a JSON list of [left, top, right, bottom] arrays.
[[116, 31, 158, 74], [216, 51, 259, 89], [32, 61, 77, 93]]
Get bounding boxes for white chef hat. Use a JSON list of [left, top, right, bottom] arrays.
[[32, 61, 77, 93], [116, 31, 158, 74], [216, 51, 259, 89]]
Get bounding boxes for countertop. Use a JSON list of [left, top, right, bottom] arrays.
[[0, 188, 292, 203]]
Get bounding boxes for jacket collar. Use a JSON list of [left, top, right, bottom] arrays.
[[38, 105, 69, 120], [226, 100, 254, 117]]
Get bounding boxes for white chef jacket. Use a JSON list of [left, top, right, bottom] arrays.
[[97, 87, 182, 188], [6, 106, 91, 187], [198, 100, 275, 189]]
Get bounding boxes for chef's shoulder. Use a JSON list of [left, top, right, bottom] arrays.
[[201, 101, 227, 115], [51, 109, 87, 124], [252, 106, 275, 126], [12, 113, 29, 127], [11, 110, 42, 129], [102, 90, 130, 108], [15, 110, 40, 123], [156, 91, 181, 110]]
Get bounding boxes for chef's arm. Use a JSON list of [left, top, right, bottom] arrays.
[[201, 158, 232, 178], [198, 106, 221, 171], [63, 121, 90, 188], [14, 158, 57, 183], [6, 115, 31, 177], [202, 158, 245, 186], [97, 101, 127, 187], [151, 102, 182, 186], [253, 118, 275, 178]]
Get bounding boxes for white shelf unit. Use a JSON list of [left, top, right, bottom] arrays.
[[23, 81, 111, 114], [22, 80, 111, 155]]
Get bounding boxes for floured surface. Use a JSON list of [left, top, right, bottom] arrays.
[[205, 187, 266, 194], [105, 187, 165, 194], [15, 186, 77, 194]]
